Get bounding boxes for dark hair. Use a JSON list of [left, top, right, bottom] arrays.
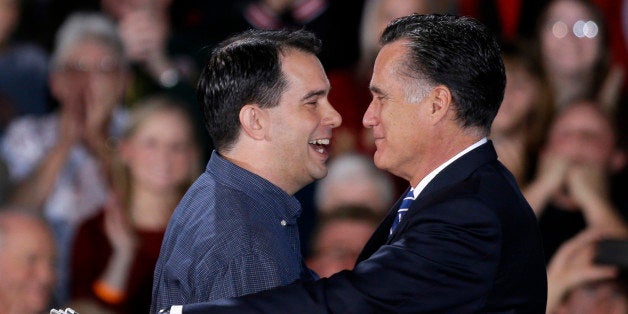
[[381, 14, 506, 135], [197, 29, 321, 152]]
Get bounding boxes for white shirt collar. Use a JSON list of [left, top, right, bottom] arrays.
[[411, 137, 487, 199]]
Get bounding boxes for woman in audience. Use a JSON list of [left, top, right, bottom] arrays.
[[524, 101, 627, 260], [490, 41, 554, 185], [535, 0, 624, 112], [69, 95, 200, 313]]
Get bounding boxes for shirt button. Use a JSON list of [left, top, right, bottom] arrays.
[[280, 220, 287, 226]]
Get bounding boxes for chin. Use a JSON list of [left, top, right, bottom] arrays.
[[311, 168, 328, 181], [372, 151, 388, 171]]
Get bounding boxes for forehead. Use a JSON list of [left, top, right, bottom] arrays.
[[371, 41, 409, 89], [0, 219, 54, 254], [132, 110, 191, 138], [279, 49, 329, 94], [545, 0, 595, 21], [62, 39, 118, 62], [552, 104, 613, 136]]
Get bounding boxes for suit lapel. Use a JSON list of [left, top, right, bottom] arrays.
[[356, 189, 407, 263], [392, 141, 498, 238], [356, 141, 499, 260]]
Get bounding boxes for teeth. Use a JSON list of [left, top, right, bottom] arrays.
[[309, 139, 330, 145]]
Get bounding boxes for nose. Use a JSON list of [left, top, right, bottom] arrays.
[[362, 100, 377, 128], [323, 101, 342, 129]]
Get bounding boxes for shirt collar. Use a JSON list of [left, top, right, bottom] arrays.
[[411, 137, 487, 198], [207, 150, 302, 221]]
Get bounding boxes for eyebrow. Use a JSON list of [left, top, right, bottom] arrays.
[[301, 89, 327, 101], [369, 85, 386, 96]]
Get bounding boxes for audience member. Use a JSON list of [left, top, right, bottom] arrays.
[[0, 12, 129, 305], [150, 28, 341, 311], [306, 205, 380, 278], [490, 41, 554, 185], [68, 95, 200, 313], [546, 229, 628, 314], [0, 209, 56, 314], [0, 0, 50, 132], [535, 0, 624, 112], [525, 101, 627, 260], [314, 152, 394, 217]]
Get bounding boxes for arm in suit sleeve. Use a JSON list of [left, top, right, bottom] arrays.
[[181, 195, 503, 313]]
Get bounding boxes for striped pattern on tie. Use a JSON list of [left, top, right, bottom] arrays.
[[389, 189, 415, 237]]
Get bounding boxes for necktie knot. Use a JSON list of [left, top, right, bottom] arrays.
[[389, 189, 415, 237]]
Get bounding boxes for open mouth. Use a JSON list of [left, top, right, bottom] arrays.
[[309, 138, 330, 154]]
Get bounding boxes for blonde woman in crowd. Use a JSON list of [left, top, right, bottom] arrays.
[[68, 95, 200, 313]]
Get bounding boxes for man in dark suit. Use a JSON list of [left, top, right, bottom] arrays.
[[160, 13, 547, 313]]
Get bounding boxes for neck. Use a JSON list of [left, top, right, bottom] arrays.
[[129, 185, 181, 231], [548, 72, 595, 108], [409, 128, 482, 187], [221, 147, 300, 195]]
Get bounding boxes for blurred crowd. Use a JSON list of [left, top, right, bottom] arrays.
[[0, 0, 626, 313]]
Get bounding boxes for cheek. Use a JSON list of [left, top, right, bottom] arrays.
[[0, 261, 27, 288], [171, 151, 196, 173], [578, 40, 601, 66]]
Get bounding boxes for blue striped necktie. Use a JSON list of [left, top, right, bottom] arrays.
[[389, 188, 415, 237]]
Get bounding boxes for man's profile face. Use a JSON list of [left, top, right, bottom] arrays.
[[363, 40, 432, 181], [263, 49, 341, 192]]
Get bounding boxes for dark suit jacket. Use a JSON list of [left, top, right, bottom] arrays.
[[183, 141, 547, 313]]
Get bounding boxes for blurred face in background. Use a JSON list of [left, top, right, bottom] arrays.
[[545, 102, 615, 167], [50, 39, 127, 124], [307, 219, 376, 278], [0, 216, 56, 314], [544, 102, 623, 208], [539, 0, 602, 77], [360, 0, 433, 63], [120, 109, 198, 193]]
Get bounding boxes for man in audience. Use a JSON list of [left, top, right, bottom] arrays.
[[306, 205, 381, 278], [0, 209, 56, 314]]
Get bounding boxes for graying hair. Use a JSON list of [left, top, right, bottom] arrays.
[[315, 153, 395, 209], [50, 12, 126, 69]]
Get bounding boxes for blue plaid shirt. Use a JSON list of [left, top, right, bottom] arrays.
[[151, 151, 315, 312]]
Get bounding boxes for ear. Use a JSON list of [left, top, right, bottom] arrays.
[[428, 85, 452, 123], [239, 104, 267, 140]]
